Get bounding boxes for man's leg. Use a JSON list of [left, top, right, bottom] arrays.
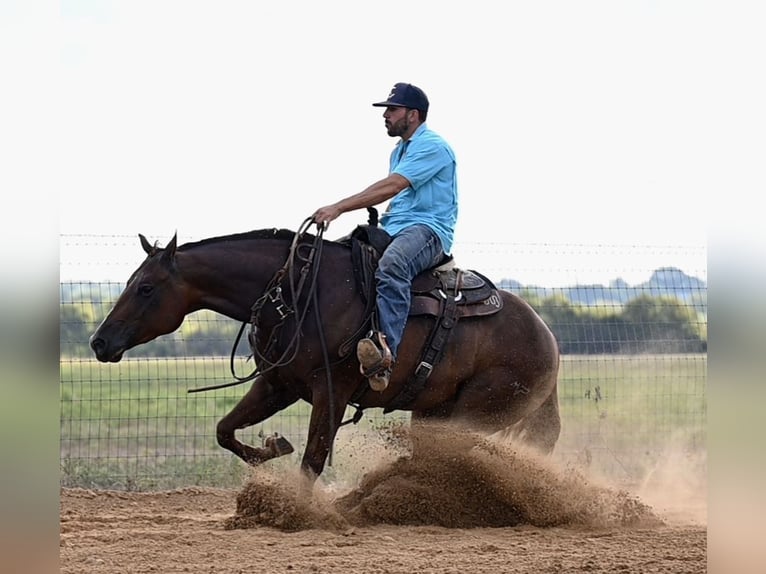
[[357, 224, 444, 391]]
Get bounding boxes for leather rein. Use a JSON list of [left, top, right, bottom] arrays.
[[187, 217, 327, 394]]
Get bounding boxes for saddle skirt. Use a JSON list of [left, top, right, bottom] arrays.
[[410, 266, 503, 318]]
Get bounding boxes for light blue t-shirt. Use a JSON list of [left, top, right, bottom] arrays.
[[380, 123, 458, 255]]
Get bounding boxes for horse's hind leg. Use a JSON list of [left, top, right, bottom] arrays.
[[216, 374, 300, 466], [507, 386, 561, 454]]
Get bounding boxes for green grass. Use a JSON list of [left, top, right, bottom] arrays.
[[60, 354, 707, 489], [556, 354, 706, 480]]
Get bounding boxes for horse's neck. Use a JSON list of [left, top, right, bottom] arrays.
[[177, 240, 290, 322]]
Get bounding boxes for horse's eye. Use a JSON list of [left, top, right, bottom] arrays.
[[138, 284, 154, 296]]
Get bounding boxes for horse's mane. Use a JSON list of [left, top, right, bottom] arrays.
[[178, 228, 303, 251]]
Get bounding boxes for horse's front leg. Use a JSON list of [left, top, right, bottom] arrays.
[[300, 379, 349, 481], [216, 374, 300, 466]]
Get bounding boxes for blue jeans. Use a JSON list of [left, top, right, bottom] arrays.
[[376, 224, 445, 360]]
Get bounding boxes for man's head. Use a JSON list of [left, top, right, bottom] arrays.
[[373, 83, 429, 114], [373, 83, 429, 138]]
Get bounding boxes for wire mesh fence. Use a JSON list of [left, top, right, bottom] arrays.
[[60, 234, 707, 490]]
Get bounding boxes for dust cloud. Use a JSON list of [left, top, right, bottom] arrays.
[[226, 422, 673, 532], [635, 434, 707, 526]]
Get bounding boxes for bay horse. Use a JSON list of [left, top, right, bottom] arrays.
[[89, 220, 561, 485]]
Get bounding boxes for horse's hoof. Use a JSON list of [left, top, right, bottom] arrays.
[[265, 433, 294, 456]]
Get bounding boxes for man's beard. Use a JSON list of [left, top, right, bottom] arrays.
[[387, 116, 410, 138]]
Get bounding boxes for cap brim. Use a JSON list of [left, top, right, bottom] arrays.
[[372, 100, 406, 107]]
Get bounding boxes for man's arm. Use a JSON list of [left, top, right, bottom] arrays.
[[312, 173, 410, 227]]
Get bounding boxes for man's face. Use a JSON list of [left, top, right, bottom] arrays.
[[383, 106, 413, 138]]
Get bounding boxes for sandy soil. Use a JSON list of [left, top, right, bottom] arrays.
[[60, 429, 707, 573]]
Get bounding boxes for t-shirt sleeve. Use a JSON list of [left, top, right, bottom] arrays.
[[392, 143, 453, 189]]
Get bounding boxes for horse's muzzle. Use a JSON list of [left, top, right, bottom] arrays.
[[89, 334, 124, 363]]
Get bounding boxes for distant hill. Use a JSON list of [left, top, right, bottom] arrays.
[[498, 266, 707, 308]]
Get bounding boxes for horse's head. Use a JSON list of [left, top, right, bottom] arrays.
[[90, 233, 190, 362]]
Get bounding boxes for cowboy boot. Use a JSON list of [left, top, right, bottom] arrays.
[[356, 331, 393, 391]]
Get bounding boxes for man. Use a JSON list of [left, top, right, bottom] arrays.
[[312, 82, 458, 391]]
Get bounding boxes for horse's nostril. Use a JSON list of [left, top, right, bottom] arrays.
[[90, 337, 104, 352]]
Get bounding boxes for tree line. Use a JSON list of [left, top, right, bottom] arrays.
[[524, 291, 706, 354], [60, 283, 707, 358]]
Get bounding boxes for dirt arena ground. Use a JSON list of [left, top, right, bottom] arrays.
[[60, 430, 707, 573]]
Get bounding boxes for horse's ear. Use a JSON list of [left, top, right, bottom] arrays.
[[160, 232, 178, 262], [139, 234, 154, 255]]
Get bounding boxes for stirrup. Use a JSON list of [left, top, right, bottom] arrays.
[[357, 332, 393, 377], [368, 368, 391, 392]]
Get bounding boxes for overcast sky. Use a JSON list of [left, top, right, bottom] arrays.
[[6, 1, 763, 285]]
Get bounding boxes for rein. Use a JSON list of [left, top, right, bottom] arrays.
[[188, 217, 327, 393]]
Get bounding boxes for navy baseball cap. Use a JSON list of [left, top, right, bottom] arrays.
[[372, 83, 429, 112]]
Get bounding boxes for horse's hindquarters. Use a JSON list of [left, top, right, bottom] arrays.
[[399, 290, 560, 452]]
